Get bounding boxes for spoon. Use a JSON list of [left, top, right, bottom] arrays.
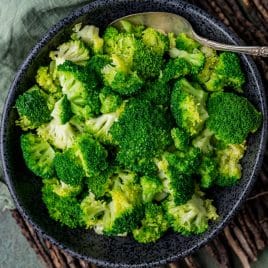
[[111, 12, 268, 57]]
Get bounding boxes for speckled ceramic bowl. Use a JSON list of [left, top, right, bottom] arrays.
[[1, 0, 267, 267]]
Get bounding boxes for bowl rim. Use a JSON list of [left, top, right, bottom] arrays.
[[1, 0, 267, 267]]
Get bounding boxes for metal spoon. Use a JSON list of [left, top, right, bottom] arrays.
[[111, 12, 268, 57]]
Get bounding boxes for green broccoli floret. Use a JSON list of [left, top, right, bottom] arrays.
[[53, 149, 85, 186], [88, 54, 111, 77], [102, 170, 143, 235], [132, 203, 169, 243], [140, 176, 163, 203], [171, 78, 208, 136], [198, 155, 217, 189], [35, 66, 59, 93], [110, 99, 172, 174], [57, 61, 100, 119], [142, 27, 169, 55], [116, 20, 145, 38], [72, 23, 104, 54], [155, 152, 195, 205], [192, 128, 214, 154], [20, 133, 55, 179], [207, 92, 262, 144], [75, 133, 108, 177], [168, 32, 176, 48], [15, 86, 51, 130], [49, 40, 90, 66], [37, 119, 76, 150], [99, 87, 123, 114], [175, 33, 200, 52], [171, 128, 189, 151], [42, 180, 84, 228], [165, 186, 218, 235], [169, 47, 205, 74], [205, 52, 245, 92], [161, 57, 190, 82], [216, 143, 246, 186], [80, 192, 107, 229], [51, 95, 73, 124]]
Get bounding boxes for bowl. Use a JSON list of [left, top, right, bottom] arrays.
[[1, 0, 267, 267]]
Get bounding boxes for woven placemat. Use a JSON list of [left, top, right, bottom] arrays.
[[11, 1, 268, 267]]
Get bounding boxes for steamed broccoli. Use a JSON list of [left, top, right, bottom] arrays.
[[36, 66, 59, 93], [20, 133, 55, 179], [207, 92, 262, 144], [192, 128, 214, 154], [15, 86, 51, 130], [165, 187, 218, 235], [171, 78, 208, 136], [175, 33, 200, 52], [171, 128, 189, 151], [140, 176, 163, 203], [205, 52, 245, 92], [99, 87, 123, 113], [51, 95, 73, 124], [133, 203, 169, 243], [198, 155, 217, 189]]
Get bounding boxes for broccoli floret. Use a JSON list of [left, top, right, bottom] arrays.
[[171, 78, 208, 136], [132, 203, 169, 243], [57, 61, 100, 119], [165, 186, 218, 235], [140, 176, 164, 203], [51, 95, 73, 124], [168, 32, 176, 48], [155, 152, 195, 205], [37, 119, 76, 150], [88, 54, 111, 77], [80, 192, 107, 229], [35, 66, 59, 93], [75, 133, 108, 177], [53, 149, 85, 186], [216, 143, 246, 187], [102, 170, 143, 235], [198, 155, 217, 189], [49, 40, 90, 66], [142, 27, 169, 55], [86, 102, 126, 143], [161, 57, 190, 82], [99, 87, 123, 114], [42, 180, 84, 228], [117, 20, 145, 38], [110, 99, 172, 174], [20, 133, 55, 179], [207, 92, 262, 144], [102, 54, 143, 95], [192, 128, 214, 154], [169, 47, 205, 74], [171, 128, 189, 151], [205, 52, 245, 92], [15, 86, 51, 130], [72, 23, 104, 54], [175, 33, 200, 52]]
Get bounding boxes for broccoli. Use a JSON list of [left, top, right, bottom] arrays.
[[49, 40, 90, 66], [51, 95, 73, 124], [198, 155, 217, 189], [42, 179, 84, 228], [15, 86, 51, 130], [192, 128, 214, 154], [205, 52, 245, 92], [171, 128, 189, 151], [99, 87, 123, 114], [140, 176, 163, 203], [87, 54, 111, 77], [102, 170, 143, 235], [132, 203, 169, 243], [57, 61, 100, 118], [169, 47, 205, 74], [20, 133, 55, 179], [207, 92, 262, 144], [37, 119, 76, 150], [155, 152, 195, 206], [171, 78, 208, 136], [117, 20, 145, 38], [216, 143, 246, 187], [53, 149, 85, 186], [165, 186, 218, 235], [35, 66, 59, 93], [168, 32, 176, 49], [80, 192, 107, 229], [175, 33, 200, 52], [72, 23, 104, 54]]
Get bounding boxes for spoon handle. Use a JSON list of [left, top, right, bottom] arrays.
[[193, 33, 268, 57]]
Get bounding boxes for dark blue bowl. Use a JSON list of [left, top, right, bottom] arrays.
[[1, 0, 267, 267]]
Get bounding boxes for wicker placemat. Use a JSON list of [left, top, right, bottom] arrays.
[[11, 1, 268, 267]]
